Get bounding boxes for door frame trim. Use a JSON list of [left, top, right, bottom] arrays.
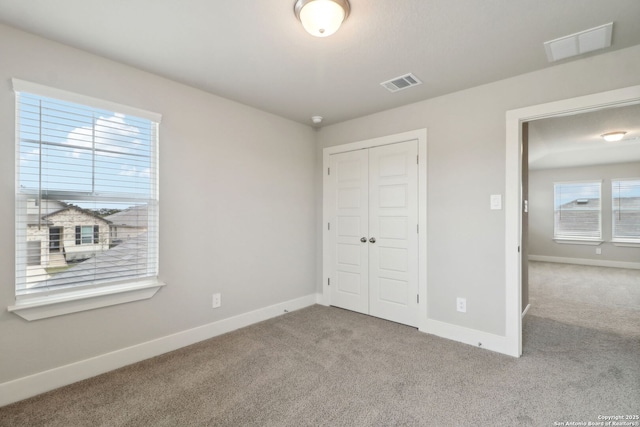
[[505, 85, 640, 357], [322, 128, 428, 331]]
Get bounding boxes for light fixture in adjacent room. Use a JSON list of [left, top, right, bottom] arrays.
[[294, 0, 350, 37], [601, 131, 627, 142]]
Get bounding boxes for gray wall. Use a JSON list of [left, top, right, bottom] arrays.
[[0, 24, 317, 384], [316, 44, 640, 336], [528, 161, 640, 264]]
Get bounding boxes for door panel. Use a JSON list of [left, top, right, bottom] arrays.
[[379, 218, 408, 241], [378, 247, 408, 272], [368, 141, 419, 326], [379, 277, 409, 305], [330, 150, 369, 314]]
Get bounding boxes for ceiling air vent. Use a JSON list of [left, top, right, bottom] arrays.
[[544, 22, 613, 62], [381, 73, 422, 93]]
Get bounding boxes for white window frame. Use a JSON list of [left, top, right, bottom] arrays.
[[553, 180, 603, 245], [611, 177, 640, 247], [8, 79, 165, 321]]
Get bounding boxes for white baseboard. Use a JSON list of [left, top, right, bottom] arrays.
[[528, 255, 640, 270], [0, 293, 319, 407], [522, 303, 531, 319], [422, 318, 516, 357]]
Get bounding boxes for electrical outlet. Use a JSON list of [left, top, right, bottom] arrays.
[[456, 297, 467, 313], [595, 247, 602, 255], [212, 293, 221, 308]]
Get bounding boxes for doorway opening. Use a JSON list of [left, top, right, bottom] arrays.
[[524, 104, 640, 341], [505, 84, 640, 357]]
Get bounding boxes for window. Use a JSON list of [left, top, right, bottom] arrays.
[[612, 178, 640, 242], [13, 79, 162, 317], [76, 225, 98, 245], [554, 181, 601, 241]]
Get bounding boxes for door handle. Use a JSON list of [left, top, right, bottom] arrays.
[[360, 237, 367, 243], [369, 237, 376, 243]]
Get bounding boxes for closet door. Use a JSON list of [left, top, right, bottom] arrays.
[[368, 141, 419, 327], [329, 149, 369, 314], [327, 140, 419, 326]]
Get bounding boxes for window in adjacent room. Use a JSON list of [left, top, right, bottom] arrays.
[[13, 79, 162, 311], [553, 181, 602, 241], [612, 178, 640, 243]]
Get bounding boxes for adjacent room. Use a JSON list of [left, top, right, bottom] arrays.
[[0, 1, 638, 425], [526, 105, 640, 337]]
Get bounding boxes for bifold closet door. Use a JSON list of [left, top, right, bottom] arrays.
[[328, 140, 418, 327]]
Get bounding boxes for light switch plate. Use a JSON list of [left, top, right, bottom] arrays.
[[490, 194, 502, 210]]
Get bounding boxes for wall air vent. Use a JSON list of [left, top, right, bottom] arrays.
[[381, 73, 422, 93]]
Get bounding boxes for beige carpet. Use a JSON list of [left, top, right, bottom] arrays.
[[1, 262, 638, 426]]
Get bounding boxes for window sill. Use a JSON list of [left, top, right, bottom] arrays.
[[8, 279, 165, 321], [611, 240, 640, 248], [553, 239, 603, 246]]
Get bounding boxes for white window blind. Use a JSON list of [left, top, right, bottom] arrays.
[[612, 178, 640, 242], [15, 82, 160, 297], [553, 181, 601, 240]]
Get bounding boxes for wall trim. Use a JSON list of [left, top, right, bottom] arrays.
[[424, 319, 513, 357], [528, 255, 640, 270], [0, 293, 319, 407]]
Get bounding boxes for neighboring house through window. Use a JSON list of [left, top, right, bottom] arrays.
[[26, 241, 41, 266], [553, 181, 602, 241], [13, 79, 162, 317]]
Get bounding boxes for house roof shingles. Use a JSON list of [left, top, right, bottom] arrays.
[[37, 232, 150, 289], [104, 205, 148, 228]]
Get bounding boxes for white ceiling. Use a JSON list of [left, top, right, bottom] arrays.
[[528, 104, 640, 170], [1, 1, 640, 127]]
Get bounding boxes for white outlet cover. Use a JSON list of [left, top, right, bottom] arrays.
[[212, 293, 221, 308], [456, 297, 466, 313]]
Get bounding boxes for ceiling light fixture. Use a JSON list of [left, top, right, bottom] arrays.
[[601, 131, 627, 142], [294, 0, 350, 38]]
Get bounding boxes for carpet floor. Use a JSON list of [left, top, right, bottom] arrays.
[[1, 261, 638, 426]]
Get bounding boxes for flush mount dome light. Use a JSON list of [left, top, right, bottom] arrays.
[[601, 131, 627, 142], [294, 0, 350, 37]]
